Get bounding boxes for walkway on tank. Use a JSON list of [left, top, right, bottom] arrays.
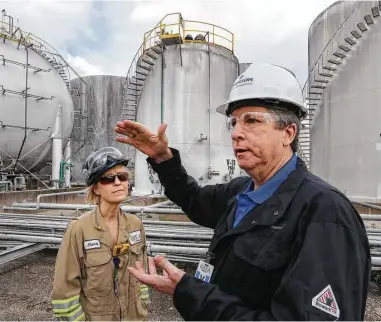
[[122, 12, 235, 123]]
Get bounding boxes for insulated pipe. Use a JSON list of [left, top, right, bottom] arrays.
[[351, 200, 381, 212], [9, 202, 185, 214], [64, 139, 71, 188], [36, 189, 87, 210], [0, 233, 61, 243], [52, 104, 63, 188], [147, 244, 208, 256], [145, 200, 173, 208], [360, 214, 381, 221]]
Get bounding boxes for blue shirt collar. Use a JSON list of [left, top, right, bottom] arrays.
[[239, 154, 298, 204]]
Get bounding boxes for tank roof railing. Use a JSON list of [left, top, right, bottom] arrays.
[[0, 17, 87, 91], [143, 13, 235, 54], [122, 12, 235, 124]]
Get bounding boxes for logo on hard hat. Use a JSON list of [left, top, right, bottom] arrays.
[[233, 76, 253, 87]]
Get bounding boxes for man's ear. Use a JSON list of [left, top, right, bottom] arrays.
[[283, 123, 297, 147]]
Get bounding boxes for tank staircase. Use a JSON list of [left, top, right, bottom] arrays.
[[0, 10, 84, 97], [299, 1, 381, 166], [122, 42, 165, 121], [122, 13, 188, 122]]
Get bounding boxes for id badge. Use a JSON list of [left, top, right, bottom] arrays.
[[195, 260, 214, 283]]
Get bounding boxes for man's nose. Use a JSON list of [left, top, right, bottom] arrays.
[[231, 121, 245, 141]]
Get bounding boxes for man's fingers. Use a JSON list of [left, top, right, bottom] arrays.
[[135, 261, 146, 274], [155, 255, 175, 273], [157, 123, 167, 137], [148, 257, 157, 275], [116, 136, 135, 146], [127, 267, 159, 287], [114, 127, 138, 137]]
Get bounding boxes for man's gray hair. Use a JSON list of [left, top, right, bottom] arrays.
[[270, 109, 301, 153]]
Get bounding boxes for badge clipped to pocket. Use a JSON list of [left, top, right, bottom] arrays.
[[195, 260, 214, 283], [113, 243, 130, 257]]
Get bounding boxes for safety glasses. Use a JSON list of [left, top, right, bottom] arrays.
[[226, 111, 273, 132], [86, 147, 125, 176], [98, 172, 129, 185]]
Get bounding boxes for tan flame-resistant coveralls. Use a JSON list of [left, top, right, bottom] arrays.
[[51, 208, 149, 321]]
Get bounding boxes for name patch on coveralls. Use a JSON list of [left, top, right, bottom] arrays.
[[84, 239, 101, 250], [195, 260, 214, 283], [129, 231, 142, 245]]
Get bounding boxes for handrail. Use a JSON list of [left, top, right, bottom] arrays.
[[122, 12, 235, 125], [0, 20, 87, 89], [302, 1, 362, 92]]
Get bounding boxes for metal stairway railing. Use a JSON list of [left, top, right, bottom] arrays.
[[0, 11, 84, 94], [121, 13, 185, 122], [299, 1, 381, 166]]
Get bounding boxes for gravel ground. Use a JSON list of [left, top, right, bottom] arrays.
[[0, 251, 190, 321], [0, 250, 381, 320]]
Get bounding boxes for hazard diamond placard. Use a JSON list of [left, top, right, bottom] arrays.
[[312, 284, 340, 318]]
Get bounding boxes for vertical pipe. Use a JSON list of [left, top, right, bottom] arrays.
[[160, 49, 164, 124], [13, 41, 29, 171], [64, 139, 71, 188], [207, 33, 212, 171], [52, 105, 63, 188]]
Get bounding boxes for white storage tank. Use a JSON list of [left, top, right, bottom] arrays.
[[124, 14, 240, 194], [307, 1, 381, 202], [0, 12, 74, 173]]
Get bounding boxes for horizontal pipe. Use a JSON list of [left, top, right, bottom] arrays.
[[0, 233, 62, 243], [351, 200, 381, 212], [361, 214, 381, 221], [148, 244, 208, 256], [9, 202, 185, 214]]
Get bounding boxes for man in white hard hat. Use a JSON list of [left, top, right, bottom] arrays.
[[115, 63, 370, 321]]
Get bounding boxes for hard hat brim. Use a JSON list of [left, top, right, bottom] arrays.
[[216, 98, 307, 119], [216, 102, 229, 115]]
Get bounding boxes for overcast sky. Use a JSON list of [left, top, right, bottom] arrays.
[[1, 0, 337, 84]]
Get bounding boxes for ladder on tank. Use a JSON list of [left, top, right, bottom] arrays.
[[122, 41, 164, 121], [300, 1, 381, 166]]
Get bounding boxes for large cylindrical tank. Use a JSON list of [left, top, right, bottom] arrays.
[[70, 75, 130, 184], [135, 43, 240, 194], [0, 35, 74, 171], [309, 1, 381, 202]]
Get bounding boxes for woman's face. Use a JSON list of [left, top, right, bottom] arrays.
[[93, 164, 129, 204]]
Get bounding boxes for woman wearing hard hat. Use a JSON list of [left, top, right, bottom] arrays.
[[115, 64, 370, 321], [51, 147, 149, 321]]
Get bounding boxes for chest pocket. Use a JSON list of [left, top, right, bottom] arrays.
[[128, 243, 144, 286], [234, 227, 291, 271], [83, 252, 113, 296]]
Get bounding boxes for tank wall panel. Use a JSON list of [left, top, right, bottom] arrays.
[[0, 38, 74, 171], [135, 43, 239, 194], [310, 2, 381, 202], [70, 76, 126, 184]]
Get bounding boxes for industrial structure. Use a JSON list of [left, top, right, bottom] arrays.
[[122, 13, 245, 194], [70, 75, 134, 184], [5, 3, 381, 271], [302, 1, 381, 203], [0, 10, 85, 191]]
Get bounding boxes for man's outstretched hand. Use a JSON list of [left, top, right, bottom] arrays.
[[128, 255, 186, 296], [115, 120, 173, 162]]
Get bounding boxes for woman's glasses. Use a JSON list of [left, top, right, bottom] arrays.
[[98, 172, 129, 185]]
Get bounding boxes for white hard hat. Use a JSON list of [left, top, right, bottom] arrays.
[[217, 63, 307, 119]]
